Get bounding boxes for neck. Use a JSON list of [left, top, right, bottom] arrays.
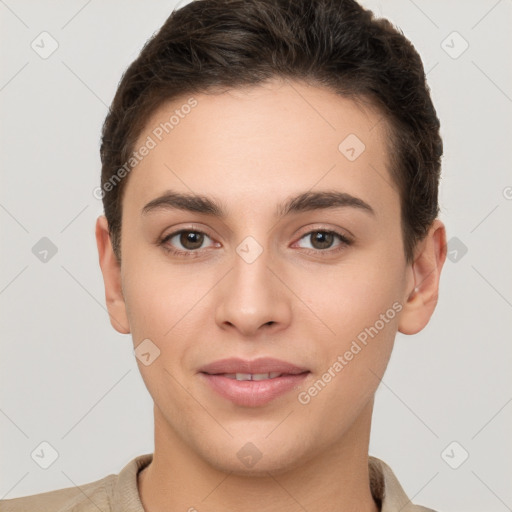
[[138, 401, 379, 512]]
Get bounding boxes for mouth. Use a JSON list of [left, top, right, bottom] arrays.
[[198, 357, 310, 407], [215, 372, 288, 381]]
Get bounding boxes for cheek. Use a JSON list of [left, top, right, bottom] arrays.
[[297, 252, 404, 344], [300, 249, 404, 401], [121, 247, 208, 341], [121, 258, 208, 414], [295, 263, 401, 429]]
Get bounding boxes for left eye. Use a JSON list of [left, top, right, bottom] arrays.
[[296, 230, 350, 250]]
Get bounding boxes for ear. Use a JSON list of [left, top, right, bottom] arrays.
[[95, 215, 130, 334], [398, 219, 447, 335]]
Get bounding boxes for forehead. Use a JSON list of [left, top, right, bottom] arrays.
[[123, 79, 397, 217]]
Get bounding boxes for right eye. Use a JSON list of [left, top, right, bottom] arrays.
[[159, 229, 219, 256]]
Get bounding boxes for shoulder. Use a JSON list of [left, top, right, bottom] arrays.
[[0, 453, 152, 512], [0, 474, 116, 512]]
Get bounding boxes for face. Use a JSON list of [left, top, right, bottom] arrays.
[[98, 79, 439, 475]]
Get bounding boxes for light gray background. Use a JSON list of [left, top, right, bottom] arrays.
[[1, 1, 511, 510]]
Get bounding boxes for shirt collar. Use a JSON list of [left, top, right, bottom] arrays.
[[112, 453, 433, 512], [369, 456, 434, 511]]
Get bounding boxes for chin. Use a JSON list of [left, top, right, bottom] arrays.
[[195, 434, 313, 477]]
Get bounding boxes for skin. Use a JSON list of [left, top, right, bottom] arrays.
[[96, 78, 447, 512]]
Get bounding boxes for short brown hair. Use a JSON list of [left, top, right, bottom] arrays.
[[99, 0, 442, 264]]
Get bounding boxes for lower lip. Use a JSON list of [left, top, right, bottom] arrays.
[[200, 372, 309, 407]]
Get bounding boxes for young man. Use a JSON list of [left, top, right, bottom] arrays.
[[1, 0, 446, 510]]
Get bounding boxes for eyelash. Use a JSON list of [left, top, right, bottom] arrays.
[[158, 227, 353, 258]]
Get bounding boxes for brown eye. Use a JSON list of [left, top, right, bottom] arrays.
[[309, 231, 335, 249], [179, 231, 205, 250], [161, 230, 215, 255], [295, 230, 352, 252]]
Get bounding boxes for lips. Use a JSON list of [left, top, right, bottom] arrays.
[[198, 357, 310, 407], [199, 357, 309, 376], [221, 372, 283, 381]]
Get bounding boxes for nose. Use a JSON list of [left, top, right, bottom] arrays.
[[214, 247, 292, 338]]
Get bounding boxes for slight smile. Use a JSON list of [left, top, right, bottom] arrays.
[[199, 357, 311, 407]]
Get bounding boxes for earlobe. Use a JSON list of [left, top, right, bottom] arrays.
[[398, 219, 447, 335], [95, 215, 131, 334]]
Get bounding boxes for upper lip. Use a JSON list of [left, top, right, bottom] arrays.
[[199, 357, 309, 375]]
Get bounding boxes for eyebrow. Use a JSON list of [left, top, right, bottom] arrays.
[[141, 190, 375, 218]]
